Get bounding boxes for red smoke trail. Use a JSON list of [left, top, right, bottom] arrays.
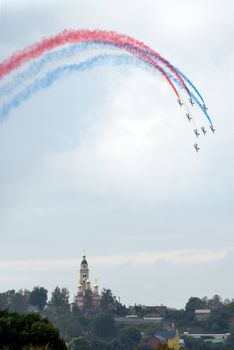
[[0, 30, 187, 98]]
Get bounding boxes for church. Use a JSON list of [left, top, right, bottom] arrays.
[[71, 253, 100, 311]]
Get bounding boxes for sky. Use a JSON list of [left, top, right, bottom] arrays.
[[0, 0, 234, 309]]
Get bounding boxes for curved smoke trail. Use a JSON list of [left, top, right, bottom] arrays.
[[0, 29, 189, 98], [0, 53, 212, 125], [0, 54, 149, 120], [0, 41, 206, 109]]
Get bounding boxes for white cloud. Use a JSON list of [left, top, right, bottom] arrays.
[[0, 248, 228, 273], [0, 0, 234, 306]]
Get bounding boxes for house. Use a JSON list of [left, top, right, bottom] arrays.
[[155, 329, 180, 350], [229, 316, 234, 327], [147, 336, 165, 350], [195, 309, 211, 321]]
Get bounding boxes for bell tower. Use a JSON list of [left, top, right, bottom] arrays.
[[72, 252, 100, 311], [80, 251, 89, 285]]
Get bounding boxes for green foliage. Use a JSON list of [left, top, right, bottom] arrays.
[[138, 344, 153, 350], [185, 297, 207, 320], [183, 336, 205, 350], [118, 326, 142, 350], [0, 310, 66, 350], [108, 337, 124, 350], [49, 287, 69, 310], [0, 289, 30, 314], [144, 324, 162, 337], [29, 287, 48, 313], [92, 313, 115, 338], [205, 307, 229, 332], [226, 335, 234, 350], [69, 336, 90, 350], [89, 337, 108, 350], [100, 289, 126, 316]]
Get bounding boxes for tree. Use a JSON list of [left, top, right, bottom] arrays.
[[50, 287, 69, 308], [118, 327, 142, 350], [138, 344, 153, 350], [144, 324, 162, 337], [0, 310, 66, 350], [226, 333, 234, 350], [92, 313, 115, 338], [208, 295, 222, 311], [90, 337, 108, 350], [9, 290, 30, 314], [100, 289, 115, 313], [29, 286, 48, 312], [109, 338, 124, 350], [205, 306, 229, 332], [69, 336, 90, 350], [100, 289, 126, 315], [0, 290, 15, 310], [47, 286, 70, 317], [185, 297, 206, 321]]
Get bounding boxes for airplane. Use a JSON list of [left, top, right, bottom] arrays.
[[201, 126, 207, 135], [186, 113, 192, 122], [194, 143, 200, 152], [210, 124, 215, 133], [203, 103, 208, 111], [189, 97, 195, 106], [194, 129, 200, 138], [177, 99, 183, 107]]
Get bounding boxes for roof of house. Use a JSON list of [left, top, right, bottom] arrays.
[[155, 330, 177, 340], [195, 309, 211, 314]]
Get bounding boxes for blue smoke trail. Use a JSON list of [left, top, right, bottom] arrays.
[[173, 69, 205, 104], [0, 52, 212, 125], [167, 72, 212, 124], [0, 42, 118, 99], [0, 41, 206, 108], [0, 54, 150, 121]]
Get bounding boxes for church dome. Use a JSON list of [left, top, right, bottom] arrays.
[[81, 254, 88, 266]]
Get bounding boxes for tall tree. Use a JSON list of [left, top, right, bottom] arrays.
[[9, 290, 30, 314], [100, 289, 115, 312], [29, 286, 48, 312], [92, 313, 115, 338], [49, 286, 69, 312]]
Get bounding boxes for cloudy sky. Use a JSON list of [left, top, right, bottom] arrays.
[[0, 0, 233, 308]]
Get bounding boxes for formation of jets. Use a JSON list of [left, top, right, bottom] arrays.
[[192, 125, 215, 152], [176, 97, 214, 152]]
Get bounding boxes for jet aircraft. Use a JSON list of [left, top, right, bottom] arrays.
[[194, 143, 200, 152], [210, 124, 215, 133], [201, 126, 207, 135], [186, 113, 192, 122], [194, 129, 200, 138], [189, 98, 195, 106], [177, 99, 183, 107]]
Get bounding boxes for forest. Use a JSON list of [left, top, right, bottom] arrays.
[[1, 287, 234, 350]]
